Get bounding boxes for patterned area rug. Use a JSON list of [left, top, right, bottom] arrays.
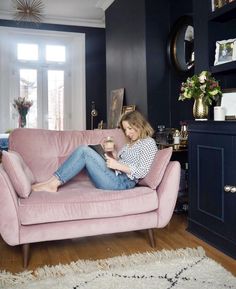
[[0, 247, 235, 289]]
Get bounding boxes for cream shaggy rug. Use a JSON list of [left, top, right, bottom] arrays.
[[0, 247, 235, 289]]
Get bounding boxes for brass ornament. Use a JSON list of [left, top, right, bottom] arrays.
[[13, 0, 44, 23]]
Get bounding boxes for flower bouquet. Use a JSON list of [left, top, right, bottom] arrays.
[[13, 97, 33, 128], [179, 70, 222, 106], [178, 71, 222, 119]]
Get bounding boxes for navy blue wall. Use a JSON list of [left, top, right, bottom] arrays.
[[0, 20, 106, 129], [106, 0, 193, 130], [106, 0, 148, 118], [145, 0, 170, 128]]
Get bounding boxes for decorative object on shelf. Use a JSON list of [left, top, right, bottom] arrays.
[[108, 88, 124, 129], [13, 0, 44, 23], [214, 38, 236, 66], [97, 120, 106, 129], [192, 95, 209, 120], [13, 97, 33, 128], [214, 106, 226, 120], [90, 101, 98, 130], [155, 125, 167, 145], [173, 129, 180, 150], [180, 121, 188, 146], [179, 71, 222, 120]]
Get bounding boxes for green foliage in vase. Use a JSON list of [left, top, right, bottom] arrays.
[[178, 71, 222, 106]]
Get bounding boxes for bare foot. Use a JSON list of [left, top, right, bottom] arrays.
[[32, 176, 61, 193], [32, 183, 58, 193], [32, 181, 50, 190]]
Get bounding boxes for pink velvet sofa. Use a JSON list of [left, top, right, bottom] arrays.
[[0, 128, 181, 267]]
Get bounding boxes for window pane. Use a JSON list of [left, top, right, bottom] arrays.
[[48, 70, 64, 130], [17, 44, 38, 61], [19, 69, 37, 128], [46, 45, 66, 62]]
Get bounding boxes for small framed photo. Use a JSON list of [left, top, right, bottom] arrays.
[[221, 88, 236, 119], [212, 0, 231, 11], [122, 105, 136, 115], [214, 39, 236, 65]]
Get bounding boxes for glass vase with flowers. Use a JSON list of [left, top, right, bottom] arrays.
[[13, 97, 33, 128], [178, 71, 222, 120]]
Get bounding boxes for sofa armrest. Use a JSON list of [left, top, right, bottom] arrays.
[[156, 161, 181, 228], [0, 165, 20, 245]]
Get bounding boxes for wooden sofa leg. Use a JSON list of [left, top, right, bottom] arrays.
[[22, 244, 30, 268], [147, 228, 156, 248]]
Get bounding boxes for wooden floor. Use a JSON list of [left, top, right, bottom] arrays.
[[0, 213, 235, 275]]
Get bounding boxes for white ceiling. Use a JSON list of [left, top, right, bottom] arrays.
[[0, 0, 115, 27]]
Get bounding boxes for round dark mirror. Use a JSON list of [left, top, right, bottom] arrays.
[[167, 16, 194, 74]]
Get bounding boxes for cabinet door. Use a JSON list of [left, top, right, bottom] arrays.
[[189, 133, 236, 241]]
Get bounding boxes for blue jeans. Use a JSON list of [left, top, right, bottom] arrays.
[[54, 146, 137, 190]]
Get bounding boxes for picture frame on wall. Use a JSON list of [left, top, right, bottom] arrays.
[[108, 88, 124, 129], [121, 105, 136, 115], [214, 38, 236, 65]]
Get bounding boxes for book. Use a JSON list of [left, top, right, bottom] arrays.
[[88, 144, 106, 160]]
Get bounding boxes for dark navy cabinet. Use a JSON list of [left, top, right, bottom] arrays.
[[188, 121, 236, 259]]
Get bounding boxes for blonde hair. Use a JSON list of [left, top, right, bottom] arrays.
[[119, 110, 154, 139]]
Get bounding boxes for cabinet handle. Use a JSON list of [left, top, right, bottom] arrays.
[[224, 185, 231, 192], [230, 187, 236, 193], [224, 185, 236, 193]]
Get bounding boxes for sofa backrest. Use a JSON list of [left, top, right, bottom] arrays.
[[9, 128, 126, 182]]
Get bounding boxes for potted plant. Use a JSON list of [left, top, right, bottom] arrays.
[[178, 71, 222, 119]]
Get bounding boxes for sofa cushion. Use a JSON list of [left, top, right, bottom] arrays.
[[2, 150, 35, 198], [18, 179, 158, 225], [138, 147, 173, 189]]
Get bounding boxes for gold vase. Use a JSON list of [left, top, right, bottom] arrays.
[[193, 96, 209, 120]]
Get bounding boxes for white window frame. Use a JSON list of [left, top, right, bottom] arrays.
[[0, 26, 86, 132]]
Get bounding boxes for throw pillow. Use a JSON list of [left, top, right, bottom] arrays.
[[138, 147, 173, 189], [2, 150, 35, 198], [10, 150, 35, 184]]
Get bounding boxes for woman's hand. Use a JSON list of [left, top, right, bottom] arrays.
[[105, 155, 131, 174], [105, 155, 119, 170]]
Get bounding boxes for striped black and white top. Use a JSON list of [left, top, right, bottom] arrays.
[[117, 137, 158, 181]]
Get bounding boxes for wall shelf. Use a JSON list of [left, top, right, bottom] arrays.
[[210, 60, 236, 73]]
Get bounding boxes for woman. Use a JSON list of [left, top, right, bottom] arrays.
[[32, 110, 157, 192]]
